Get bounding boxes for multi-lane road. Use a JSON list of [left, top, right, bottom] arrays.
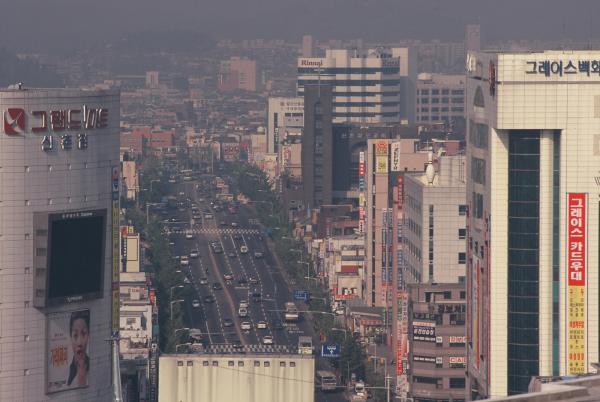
[[162, 179, 346, 402]]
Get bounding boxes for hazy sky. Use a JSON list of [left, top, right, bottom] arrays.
[[2, 0, 600, 52]]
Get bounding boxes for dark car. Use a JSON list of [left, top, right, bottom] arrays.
[[237, 277, 248, 285], [271, 319, 284, 330], [212, 283, 222, 290], [204, 295, 215, 303]]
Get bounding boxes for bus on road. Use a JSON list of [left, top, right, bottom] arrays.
[[297, 336, 313, 355], [284, 302, 299, 322], [316, 370, 337, 392]]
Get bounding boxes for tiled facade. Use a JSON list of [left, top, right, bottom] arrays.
[[0, 89, 119, 401], [467, 51, 600, 398]]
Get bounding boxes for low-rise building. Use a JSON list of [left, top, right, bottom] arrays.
[[158, 350, 315, 402], [408, 283, 467, 402], [416, 73, 465, 126]]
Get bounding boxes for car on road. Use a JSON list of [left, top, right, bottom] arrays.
[[240, 245, 249, 254], [257, 321, 268, 329], [223, 273, 234, 281], [203, 295, 215, 303], [251, 291, 261, 302], [241, 321, 252, 331], [212, 283, 222, 290], [239, 300, 249, 309], [262, 335, 274, 345], [199, 278, 209, 285], [228, 252, 237, 258], [254, 251, 264, 259], [212, 245, 223, 254], [204, 213, 213, 219], [223, 318, 234, 327], [185, 230, 194, 239], [189, 249, 199, 258], [238, 307, 248, 317], [220, 220, 228, 226], [237, 276, 248, 285], [180, 256, 189, 266], [231, 222, 238, 227], [271, 319, 284, 330], [232, 339, 243, 349], [249, 277, 259, 285], [192, 299, 200, 308]]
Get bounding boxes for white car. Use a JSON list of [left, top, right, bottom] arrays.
[[256, 321, 268, 329], [262, 335, 274, 345], [240, 245, 248, 254], [180, 257, 189, 266], [192, 300, 200, 308], [239, 300, 249, 309], [224, 273, 234, 281], [189, 250, 199, 258], [185, 231, 194, 240], [241, 321, 252, 331], [231, 222, 238, 227], [238, 307, 248, 318]]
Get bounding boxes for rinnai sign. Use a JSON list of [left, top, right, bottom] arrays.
[[567, 193, 587, 375], [3, 106, 109, 135], [300, 59, 323, 67]]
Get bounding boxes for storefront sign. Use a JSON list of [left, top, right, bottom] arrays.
[[413, 321, 436, 342], [527, 60, 600, 77]]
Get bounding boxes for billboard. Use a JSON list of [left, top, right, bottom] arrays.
[[47, 210, 106, 305], [390, 142, 401, 171], [376, 156, 388, 173], [47, 309, 91, 393], [413, 321, 436, 342], [567, 193, 587, 374]]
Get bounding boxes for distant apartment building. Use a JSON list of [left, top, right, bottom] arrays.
[[302, 34, 315, 57], [120, 126, 175, 155], [267, 96, 303, 153], [416, 73, 466, 126], [219, 57, 259, 92], [402, 155, 467, 284], [146, 71, 159, 89], [297, 47, 416, 124], [408, 283, 467, 402]]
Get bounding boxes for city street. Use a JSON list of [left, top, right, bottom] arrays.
[[163, 179, 347, 402]]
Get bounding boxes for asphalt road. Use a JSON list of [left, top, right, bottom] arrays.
[[161, 179, 348, 402]]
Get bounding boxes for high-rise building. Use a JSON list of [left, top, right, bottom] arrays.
[[297, 48, 416, 124], [267, 96, 304, 154], [0, 88, 120, 401], [302, 35, 314, 57], [302, 84, 334, 208], [466, 50, 600, 398], [465, 25, 481, 53], [219, 57, 259, 92], [402, 155, 467, 284], [416, 73, 466, 126]]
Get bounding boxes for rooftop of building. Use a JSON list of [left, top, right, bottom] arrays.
[[408, 154, 466, 188], [483, 374, 600, 402]]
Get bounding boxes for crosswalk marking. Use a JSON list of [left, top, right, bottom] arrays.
[[169, 228, 260, 235]]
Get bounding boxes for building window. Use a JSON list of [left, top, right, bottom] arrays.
[[444, 291, 452, 299], [264, 361, 270, 367], [460, 291, 466, 299], [203, 361, 209, 366], [212, 361, 218, 367], [450, 378, 466, 389], [471, 157, 486, 185], [442, 89, 449, 95], [451, 89, 464, 95], [413, 376, 438, 385], [238, 361, 244, 367], [458, 228, 466, 239], [280, 362, 286, 367], [432, 89, 439, 95], [254, 361, 260, 367], [420, 90, 430, 95], [458, 252, 466, 264], [228, 361, 235, 367], [459, 205, 467, 216]]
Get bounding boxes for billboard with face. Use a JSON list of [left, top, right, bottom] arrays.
[[47, 309, 91, 393]]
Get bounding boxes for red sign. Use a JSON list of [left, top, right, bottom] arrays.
[[4, 108, 25, 134], [2, 106, 108, 135], [567, 193, 586, 286]]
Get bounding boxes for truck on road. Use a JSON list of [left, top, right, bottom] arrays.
[[284, 302, 299, 322]]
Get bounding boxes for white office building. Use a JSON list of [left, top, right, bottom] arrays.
[[297, 47, 416, 124], [466, 51, 600, 398], [266, 97, 303, 154], [0, 88, 120, 401]]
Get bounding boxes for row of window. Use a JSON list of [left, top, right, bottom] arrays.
[[418, 112, 464, 121], [412, 376, 465, 388], [298, 67, 400, 74], [418, 89, 464, 96], [298, 79, 400, 86], [333, 101, 400, 107], [418, 107, 465, 113], [183, 360, 298, 368], [417, 97, 464, 104]]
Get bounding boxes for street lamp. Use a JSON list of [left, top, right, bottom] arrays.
[[170, 299, 185, 320]]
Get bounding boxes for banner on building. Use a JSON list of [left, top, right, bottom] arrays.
[[376, 156, 388, 173], [375, 141, 388, 156], [567, 193, 587, 375], [47, 309, 91, 393], [391, 142, 401, 171]]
